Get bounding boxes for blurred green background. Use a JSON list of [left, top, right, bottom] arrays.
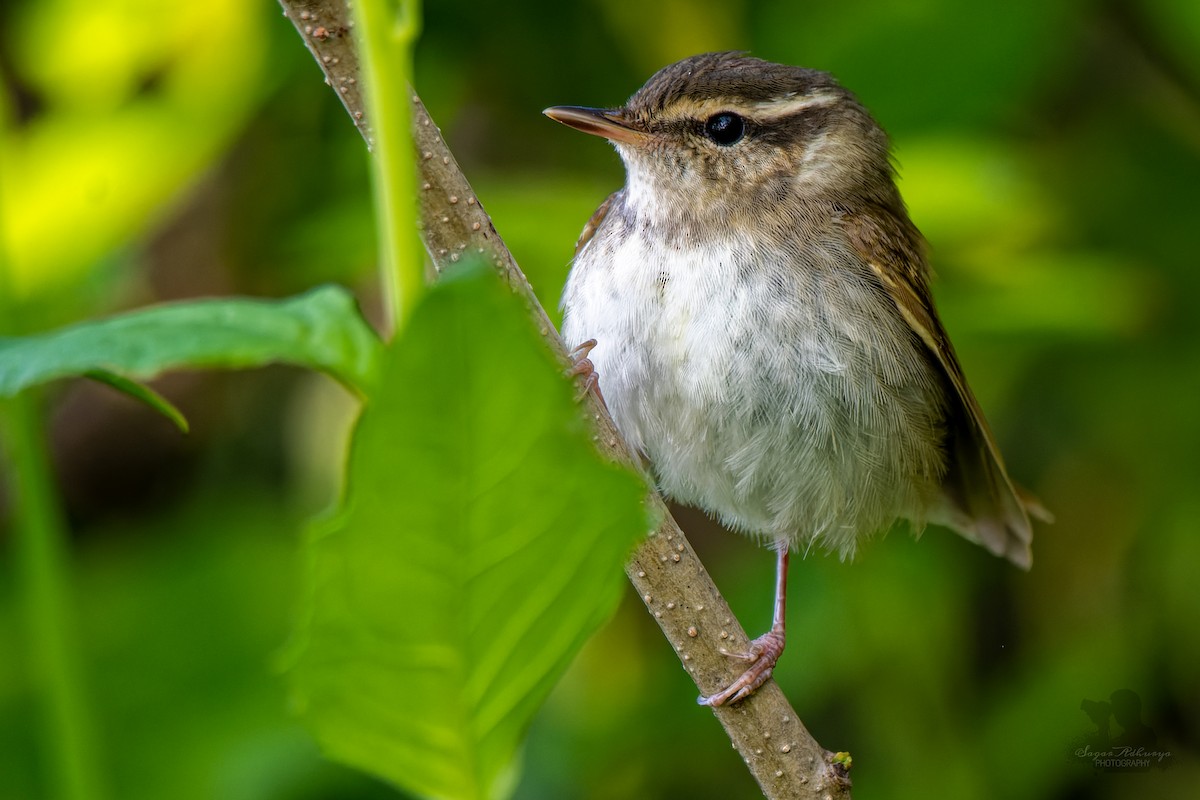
[[3, 0, 1199, 798]]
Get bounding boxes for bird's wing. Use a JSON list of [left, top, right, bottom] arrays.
[[575, 192, 618, 256], [841, 205, 1044, 569]]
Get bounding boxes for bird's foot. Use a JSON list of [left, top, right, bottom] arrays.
[[698, 629, 785, 707], [567, 338, 604, 404]]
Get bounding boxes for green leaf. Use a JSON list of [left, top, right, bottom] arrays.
[[85, 370, 190, 433], [288, 262, 649, 800], [0, 285, 381, 398]]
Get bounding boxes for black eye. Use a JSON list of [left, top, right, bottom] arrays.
[[704, 112, 745, 146]]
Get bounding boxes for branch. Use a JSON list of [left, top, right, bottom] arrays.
[[278, 3, 852, 797]]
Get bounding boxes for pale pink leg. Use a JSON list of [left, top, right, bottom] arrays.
[[699, 548, 789, 707]]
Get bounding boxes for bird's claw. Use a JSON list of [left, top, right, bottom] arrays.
[[697, 630, 785, 707], [567, 338, 604, 403]]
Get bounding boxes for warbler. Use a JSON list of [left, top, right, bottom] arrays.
[[545, 52, 1045, 706]]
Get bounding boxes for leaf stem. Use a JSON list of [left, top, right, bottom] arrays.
[[0, 395, 106, 800], [352, 0, 424, 338]]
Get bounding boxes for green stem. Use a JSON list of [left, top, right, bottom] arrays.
[[1, 395, 105, 800], [1, 104, 104, 800], [353, 0, 424, 338]]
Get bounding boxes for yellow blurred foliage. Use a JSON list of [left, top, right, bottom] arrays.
[[1, 0, 270, 300]]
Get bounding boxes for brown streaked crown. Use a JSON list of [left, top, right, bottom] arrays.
[[624, 51, 844, 120]]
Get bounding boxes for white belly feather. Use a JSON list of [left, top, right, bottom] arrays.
[[561, 213, 947, 556]]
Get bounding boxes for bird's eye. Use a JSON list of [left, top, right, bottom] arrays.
[[704, 112, 745, 146]]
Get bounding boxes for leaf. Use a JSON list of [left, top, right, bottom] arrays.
[[288, 262, 649, 800], [0, 285, 381, 398], [85, 370, 190, 432]]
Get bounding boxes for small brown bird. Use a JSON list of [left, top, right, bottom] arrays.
[[545, 52, 1045, 706]]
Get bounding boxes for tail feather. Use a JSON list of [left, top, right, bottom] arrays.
[[932, 407, 1041, 571]]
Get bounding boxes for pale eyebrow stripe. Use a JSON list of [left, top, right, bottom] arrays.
[[662, 91, 841, 123], [751, 92, 841, 119]]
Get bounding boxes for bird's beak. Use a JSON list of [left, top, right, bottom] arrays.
[[543, 105, 649, 145]]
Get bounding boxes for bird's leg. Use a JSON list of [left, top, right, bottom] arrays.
[[567, 338, 605, 404], [699, 547, 789, 707]]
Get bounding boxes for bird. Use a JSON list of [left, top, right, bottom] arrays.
[[544, 51, 1046, 707]]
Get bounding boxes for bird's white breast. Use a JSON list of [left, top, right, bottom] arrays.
[[561, 202, 946, 555]]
